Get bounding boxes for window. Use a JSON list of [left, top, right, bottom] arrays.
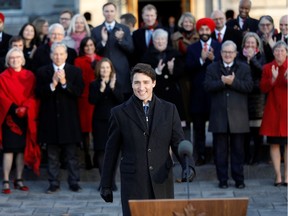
[[0, 0, 21, 10]]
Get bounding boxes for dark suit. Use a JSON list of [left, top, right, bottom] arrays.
[[0, 32, 12, 58], [211, 27, 242, 51], [226, 16, 259, 35], [275, 33, 288, 44], [91, 22, 134, 96], [204, 60, 253, 183], [35, 63, 84, 187], [32, 43, 77, 72], [100, 94, 185, 216], [186, 39, 221, 161]]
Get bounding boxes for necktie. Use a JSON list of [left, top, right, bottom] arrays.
[[217, 32, 222, 43], [241, 18, 246, 29], [143, 105, 149, 116], [107, 25, 112, 32], [203, 43, 208, 52], [226, 66, 231, 74]]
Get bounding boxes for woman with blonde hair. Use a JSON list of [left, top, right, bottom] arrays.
[[171, 12, 199, 55], [63, 13, 91, 54], [0, 48, 40, 194]]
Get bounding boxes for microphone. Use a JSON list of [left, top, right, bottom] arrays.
[[178, 140, 193, 158], [178, 140, 194, 200]]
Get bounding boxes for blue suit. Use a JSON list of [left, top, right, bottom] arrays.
[[186, 39, 221, 162]]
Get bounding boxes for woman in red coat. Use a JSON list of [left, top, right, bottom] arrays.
[[0, 47, 40, 194], [260, 41, 287, 186], [74, 37, 102, 169]]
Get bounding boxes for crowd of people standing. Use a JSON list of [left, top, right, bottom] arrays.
[[0, 0, 287, 215]]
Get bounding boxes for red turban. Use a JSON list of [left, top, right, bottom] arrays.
[[196, 18, 215, 32], [0, 13, 4, 22]]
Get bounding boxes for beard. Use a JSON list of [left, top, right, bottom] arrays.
[[199, 34, 211, 42]]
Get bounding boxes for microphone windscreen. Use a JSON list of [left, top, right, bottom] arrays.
[[178, 140, 193, 158]]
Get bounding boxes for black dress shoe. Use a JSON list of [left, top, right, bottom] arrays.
[[69, 184, 82, 192], [46, 185, 60, 194], [219, 181, 228, 189], [235, 182, 245, 189]]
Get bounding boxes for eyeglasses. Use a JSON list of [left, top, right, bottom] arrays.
[[260, 23, 271, 27], [50, 33, 64, 37], [221, 51, 235, 55], [60, 18, 71, 21], [213, 17, 224, 21]]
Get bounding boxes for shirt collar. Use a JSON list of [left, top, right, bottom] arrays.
[[215, 25, 226, 35], [223, 62, 234, 68], [53, 63, 65, 71], [200, 38, 212, 47], [105, 21, 116, 29]]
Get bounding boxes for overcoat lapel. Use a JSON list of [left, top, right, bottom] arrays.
[[123, 98, 146, 132]]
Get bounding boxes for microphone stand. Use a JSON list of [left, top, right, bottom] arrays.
[[185, 155, 190, 200]]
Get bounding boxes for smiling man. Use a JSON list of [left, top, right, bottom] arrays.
[[35, 42, 84, 194], [226, 0, 259, 35], [204, 40, 253, 189], [99, 63, 192, 216]]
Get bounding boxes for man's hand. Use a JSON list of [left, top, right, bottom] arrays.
[[57, 69, 66, 85], [181, 166, 196, 182], [115, 28, 124, 41], [100, 187, 113, 203], [101, 26, 108, 43], [221, 72, 235, 85]]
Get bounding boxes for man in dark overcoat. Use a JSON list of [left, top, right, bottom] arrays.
[[226, 0, 259, 36], [91, 2, 134, 100], [186, 17, 221, 166], [0, 13, 12, 58], [100, 63, 194, 216], [204, 40, 253, 189], [35, 42, 84, 193]]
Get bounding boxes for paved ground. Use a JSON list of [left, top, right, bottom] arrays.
[[0, 128, 287, 216], [0, 162, 286, 216]]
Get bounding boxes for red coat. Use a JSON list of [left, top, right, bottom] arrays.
[[0, 68, 41, 174], [74, 54, 102, 132], [260, 58, 288, 137]]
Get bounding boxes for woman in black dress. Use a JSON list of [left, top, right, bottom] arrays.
[[88, 58, 124, 190]]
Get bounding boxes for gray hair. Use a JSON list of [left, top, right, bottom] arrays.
[[5, 47, 25, 68], [48, 23, 65, 35], [272, 40, 288, 53], [50, 42, 67, 55], [152, 29, 168, 40], [242, 32, 263, 54], [221, 40, 237, 52]]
